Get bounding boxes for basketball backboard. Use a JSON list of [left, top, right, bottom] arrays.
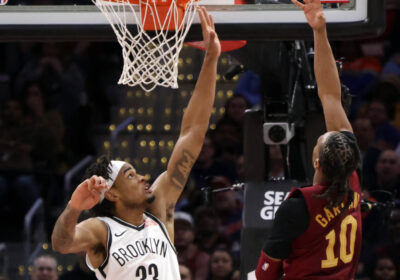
[[0, 0, 384, 41]]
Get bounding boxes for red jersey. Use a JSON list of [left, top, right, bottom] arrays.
[[283, 171, 362, 280]]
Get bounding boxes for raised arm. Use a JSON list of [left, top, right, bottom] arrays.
[[151, 7, 220, 208], [292, 0, 352, 132], [167, 7, 220, 191], [52, 176, 108, 263]]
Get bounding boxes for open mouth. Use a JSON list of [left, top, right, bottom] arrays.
[[145, 184, 152, 193]]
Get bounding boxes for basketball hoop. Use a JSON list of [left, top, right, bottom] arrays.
[[92, 0, 199, 91]]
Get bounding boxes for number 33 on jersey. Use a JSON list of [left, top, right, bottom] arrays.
[[86, 212, 180, 280]]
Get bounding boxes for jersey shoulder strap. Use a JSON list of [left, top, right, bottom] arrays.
[[144, 211, 177, 254]]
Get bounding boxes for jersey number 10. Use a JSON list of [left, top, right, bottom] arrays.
[[321, 215, 357, 269]]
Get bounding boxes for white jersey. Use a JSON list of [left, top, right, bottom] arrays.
[[86, 212, 180, 280]]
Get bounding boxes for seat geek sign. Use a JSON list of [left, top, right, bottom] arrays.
[[243, 181, 303, 228], [260, 190, 290, 220]]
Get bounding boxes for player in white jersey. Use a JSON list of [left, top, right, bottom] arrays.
[[86, 212, 179, 279], [51, 7, 221, 280]]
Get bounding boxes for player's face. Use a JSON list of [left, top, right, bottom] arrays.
[[114, 163, 155, 207]]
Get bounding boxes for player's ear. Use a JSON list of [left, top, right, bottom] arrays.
[[313, 158, 320, 169], [104, 189, 118, 202]]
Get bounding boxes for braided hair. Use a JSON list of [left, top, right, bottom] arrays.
[[317, 132, 360, 210], [83, 155, 116, 217]]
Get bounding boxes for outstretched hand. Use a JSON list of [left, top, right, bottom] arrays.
[[198, 6, 221, 58], [69, 175, 109, 211], [292, 0, 326, 32]]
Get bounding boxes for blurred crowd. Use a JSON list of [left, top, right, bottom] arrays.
[[0, 2, 400, 280]]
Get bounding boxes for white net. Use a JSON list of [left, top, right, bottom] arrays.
[[93, 0, 198, 91]]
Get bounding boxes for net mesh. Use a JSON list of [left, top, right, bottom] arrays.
[[93, 0, 198, 91]]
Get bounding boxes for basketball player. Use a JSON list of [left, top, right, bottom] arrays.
[[256, 0, 362, 279], [51, 7, 221, 280]]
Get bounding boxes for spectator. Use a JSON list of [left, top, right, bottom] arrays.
[[20, 81, 68, 236], [14, 42, 86, 132], [212, 118, 243, 162], [365, 205, 400, 276], [382, 55, 400, 79], [175, 211, 210, 280], [0, 99, 34, 171], [180, 264, 193, 280], [365, 99, 400, 150], [59, 253, 96, 280], [0, 99, 39, 240], [375, 75, 400, 107], [352, 117, 381, 187], [380, 69, 400, 133], [194, 206, 230, 254], [233, 71, 261, 106], [222, 94, 250, 126], [370, 257, 398, 280], [360, 203, 400, 279], [210, 176, 242, 259], [353, 117, 377, 158], [191, 134, 238, 190], [21, 81, 65, 174], [338, 40, 381, 119], [207, 249, 239, 280], [365, 150, 400, 196], [31, 255, 58, 280]]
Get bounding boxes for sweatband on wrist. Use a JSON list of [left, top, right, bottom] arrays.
[[256, 250, 283, 280]]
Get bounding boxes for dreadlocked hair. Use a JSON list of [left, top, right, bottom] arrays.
[[83, 155, 115, 217], [317, 132, 360, 211]]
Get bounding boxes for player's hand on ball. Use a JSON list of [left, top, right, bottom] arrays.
[[292, 0, 326, 32], [69, 175, 109, 211], [198, 6, 221, 58]]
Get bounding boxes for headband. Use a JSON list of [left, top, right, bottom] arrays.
[[99, 160, 125, 203]]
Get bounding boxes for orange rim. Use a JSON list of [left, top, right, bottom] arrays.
[[186, 40, 247, 53], [104, 0, 198, 31]]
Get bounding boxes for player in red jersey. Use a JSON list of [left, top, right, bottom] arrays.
[[256, 0, 362, 279]]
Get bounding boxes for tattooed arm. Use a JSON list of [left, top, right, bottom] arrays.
[[52, 176, 108, 268], [165, 7, 219, 199], [147, 7, 220, 237]]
